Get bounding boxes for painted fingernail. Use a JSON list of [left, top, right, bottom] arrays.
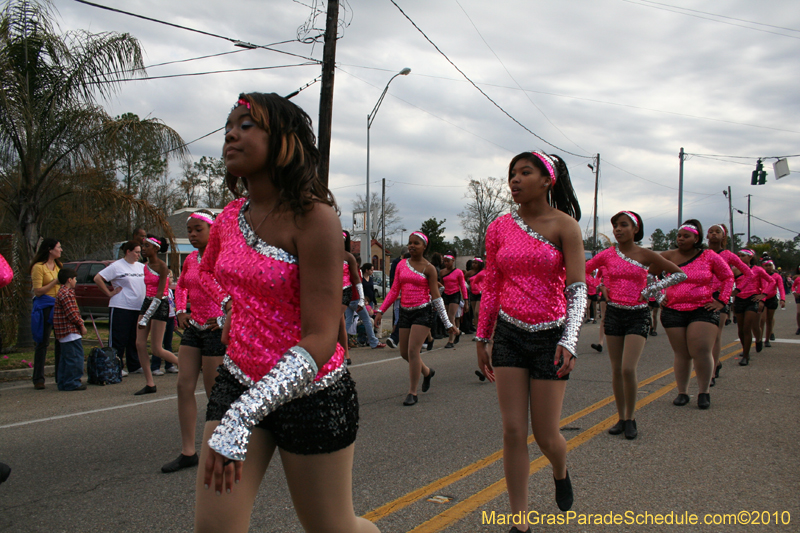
[[227, 488, 231, 494], [235, 479, 239, 484], [216, 490, 221, 496], [204, 484, 209, 490]]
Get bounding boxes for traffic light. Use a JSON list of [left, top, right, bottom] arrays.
[[751, 159, 767, 185]]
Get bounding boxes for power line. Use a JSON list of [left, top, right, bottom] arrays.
[[599, 157, 710, 194], [685, 152, 800, 160], [732, 208, 800, 235], [636, 0, 800, 33], [88, 63, 316, 84], [388, 0, 592, 159], [73, 0, 321, 64]]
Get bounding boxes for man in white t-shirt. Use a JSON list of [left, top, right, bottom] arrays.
[[94, 241, 146, 374]]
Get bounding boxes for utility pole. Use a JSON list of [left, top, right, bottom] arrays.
[[592, 154, 600, 255], [747, 194, 752, 244], [316, 0, 339, 186], [678, 147, 684, 227], [381, 178, 387, 296], [727, 186, 735, 252]]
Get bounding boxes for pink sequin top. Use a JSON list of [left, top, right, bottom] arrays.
[[469, 270, 486, 295], [0, 253, 12, 289], [764, 272, 785, 300], [585, 246, 648, 309], [442, 268, 468, 299], [736, 265, 775, 299], [586, 271, 600, 296], [477, 212, 567, 339], [712, 250, 751, 294], [663, 250, 733, 311], [144, 263, 169, 298], [380, 259, 431, 312], [175, 251, 223, 324], [792, 277, 800, 294], [342, 261, 352, 289], [201, 198, 344, 383]]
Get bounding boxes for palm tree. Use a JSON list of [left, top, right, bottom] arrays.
[[0, 0, 183, 346]]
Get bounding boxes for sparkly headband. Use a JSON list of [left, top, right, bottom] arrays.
[[235, 98, 250, 110], [342, 231, 347, 239], [444, 255, 454, 260], [473, 258, 483, 263], [530, 151, 558, 185], [679, 224, 699, 235], [708, 223, 726, 237], [410, 231, 428, 245], [189, 212, 214, 225], [146, 237, 161, 247], [739, 249, 755, 256], [762, 260, 774, 267], [617, 211, 639, 228]]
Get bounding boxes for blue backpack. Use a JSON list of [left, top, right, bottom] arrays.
[[87, 314, 122, 385]]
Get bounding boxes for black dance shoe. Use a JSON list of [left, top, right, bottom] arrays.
[[591, 343, 603, 353], [739, 357, 749, 366], [509, 527, 531, 533], [770, 333, 775, 341], [421, 369, 435, 392], [554, 470, 574, 511], [444, 342, 454, 349], [673, 393, 690, 406], [608, 420, 625, 435], [710, 377, 716, 387], [403, 394, 418, 406], [764, 340, 771, 348], [649, 329, 658, 336], [755, 341, 763, 352], [134, 385, 157, 396], [715, 363, 722, 378], [161, 453, 199, 473], [697, 393, 710, 410], [475, 370, 486, 382], [624, 419, 638, 440]]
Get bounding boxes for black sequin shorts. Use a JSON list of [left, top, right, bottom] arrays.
[[443, 292, 461, 306], [733, 295, 760, 315], [491, 318, 568, 381], [469, 292, 481, 302], [397, 304, 435, 329], [604, 305, 651, 338], [180, 325, 226, 357], [140, 296, 169, 322], [342, 286, 353, 306], [206, 366, 359, 455], [661, 306, 720, 328], [764, 295, 779, 310], [648, 300, 661, 309], [720, 304, 731, 315]]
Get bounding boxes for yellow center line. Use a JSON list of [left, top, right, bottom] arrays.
[[363, 341, 740, 524], [407, 347, 743, 533]]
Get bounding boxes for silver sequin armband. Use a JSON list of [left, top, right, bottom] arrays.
[[207, 346, 318, 462], [557, 282, 587, 358], [138, 297, 161, 327], [432, 297, 453, 329], [216, 315, 226, 329], [641, 272, 687, 300], [220, 295, 231, 315], [356, 283, 366, 308]]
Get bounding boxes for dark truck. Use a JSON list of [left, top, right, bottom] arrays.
[[62, 260, 114, 318]]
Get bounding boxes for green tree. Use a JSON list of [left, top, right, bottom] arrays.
[[419, 218, 447, 256], [650, 228, 669, 251], [194, 156, 230, 208]]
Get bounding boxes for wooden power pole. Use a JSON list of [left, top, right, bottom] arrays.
[[317, 0, 339, 186]]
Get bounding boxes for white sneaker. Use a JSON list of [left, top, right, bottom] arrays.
[[131, 368, 144, 374], [121, 369, 129, 377], [152, 369, 165, 376], [166, 366, 179, 374]]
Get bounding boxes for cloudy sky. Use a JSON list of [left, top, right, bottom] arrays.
[[55, 0, 800, 246]]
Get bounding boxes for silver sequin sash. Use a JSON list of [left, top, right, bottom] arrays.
[[224, 353, 345, 392], [511, 211, 562, 251], [238, 200, 298, 264], [607, 301, 648, 310], [402, 301, 431, 311], [498, 309, 565, 333]]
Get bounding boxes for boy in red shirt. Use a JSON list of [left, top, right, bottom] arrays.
[[53, 268, 87, 391]]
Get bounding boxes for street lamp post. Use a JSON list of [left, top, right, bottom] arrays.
[[364, 67, 411, 266]]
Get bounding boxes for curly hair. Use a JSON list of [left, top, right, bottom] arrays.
[[225, 92, 337, 217]]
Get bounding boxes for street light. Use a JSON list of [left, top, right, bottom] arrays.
[[363, 67, 411, 266], [400, 228, 407, 246]]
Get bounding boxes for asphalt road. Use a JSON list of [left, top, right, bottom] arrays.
[[1, 307, 798, 532]]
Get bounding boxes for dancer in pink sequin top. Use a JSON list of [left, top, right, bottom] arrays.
[[759, 260, 786, 348], [440, 252, 468, 347], [161, 210, 227, 475], [376, 233, 457, 406], [585, 211, 683, 437], [134, 235, 178, 395], [0, 253, 11, 288], [731, 248, 775, 365], [792, 270, 800, 335], [476, 151, 587, 525], [196, 92, 377, 533], [661, 220, 730, 408]]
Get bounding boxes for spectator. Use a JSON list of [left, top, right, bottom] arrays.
[[94, 241, 146, 376], [150, 287, 178, 375], [386, 247, 409, 348], [30, 238, 63, 390], [360, 263, 377, 309], [53, 268, 87, 391]]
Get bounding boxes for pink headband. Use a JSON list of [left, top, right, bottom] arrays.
[[188, 212, 214, 225], [762, 260, 774, 267], [708, 223, 726, 237], [410, 231, 428, 245], [473, 257, 483, 263], [146, 237, 161, 247], [235, 98, 250, 110], [739, 249, 755, 256], [342, 231, 347, 239], [617, 211, 639, 228], [443, 254, 454, 260], [530, 151, 558, 185], [679, 224, 699, 235]]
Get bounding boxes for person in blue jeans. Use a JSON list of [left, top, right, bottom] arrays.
[[345, 268, 386, 350], [53, 268, 87, 391]]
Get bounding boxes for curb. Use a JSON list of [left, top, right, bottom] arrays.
[[0, 365, 55, 381]]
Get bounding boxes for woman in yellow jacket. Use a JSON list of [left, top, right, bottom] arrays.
[[30, 238, 63, 389]]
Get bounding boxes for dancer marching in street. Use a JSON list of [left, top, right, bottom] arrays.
[[585, 211, 684, 439], [195, 93, 377, 533], [374, 232, 458, 406], [440, 251, 468, 348], [759, 259, 785, 347], [135, 235, 179, 395], [659, 220, 733, 409], [477, 151, 587, 531], [792, 267, 800, 335], [341, 231, 361, 360], [161, 210, 226, 473], [731, 249, 775, 366]]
